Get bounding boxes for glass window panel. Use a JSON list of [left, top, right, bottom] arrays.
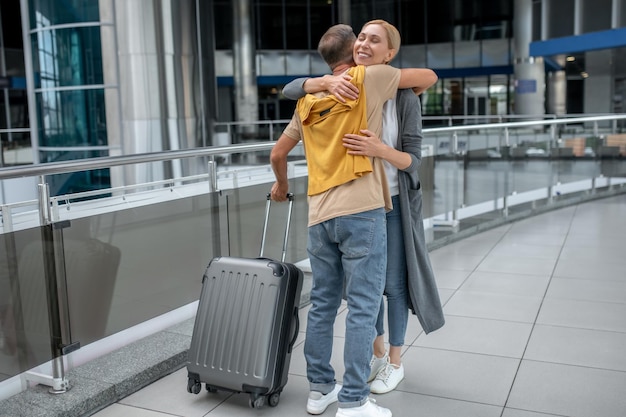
[[423, 78, 444, 116], [256, 0, 284, 49], [455, 41, 481, 67], [397, 44, 427, 67], [481, 38, 511, 66], [426, 0, 454, 43], [399, 0, 425, 45], [427, 42, 453, 68], [214, 1, 233, 50], [582, 0, 612, 33], [31, 26, 104, 88], [36, 88, 108, 148], [1, 131, 34, 166], [453, 0, 478, 41], [285, 1, 309, 49], [1, 2, 23, 48], [372, 0, 398, 25], [308, 0, 336, 51], [548, 0, 574, 38], [45, 167, 110, 195], [351, 0, 374, 32], [30, 0, 100, 27]]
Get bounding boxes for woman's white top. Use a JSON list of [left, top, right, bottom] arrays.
[[381, 95, 399, 196]]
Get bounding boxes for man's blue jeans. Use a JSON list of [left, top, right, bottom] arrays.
[[304, 208, 387, 407]]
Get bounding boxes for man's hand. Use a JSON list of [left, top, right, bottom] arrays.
[[270, 181, 290, 202]]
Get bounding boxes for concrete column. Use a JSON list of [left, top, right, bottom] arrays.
[[574, 0, 582, 35], [338, 0, 351, 25], [513, 0, 545, 116], [114, 1, 192, 179], [584, 50, 613, 116], [233, 0, 258, 135], [541, 0, 550, 40], [547, 56, 567, 115], [612, 0, 622, 28]]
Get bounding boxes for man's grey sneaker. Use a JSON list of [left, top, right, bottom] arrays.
[[335, 397, 392, 417], [307, 383, 342, 415]]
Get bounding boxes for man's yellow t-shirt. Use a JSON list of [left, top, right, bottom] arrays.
[[296, 65, 372, 196], [284, 64, 401, 226]]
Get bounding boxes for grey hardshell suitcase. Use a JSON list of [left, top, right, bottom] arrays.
[[186, 194, 303, 409]]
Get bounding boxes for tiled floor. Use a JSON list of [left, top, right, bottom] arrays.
[[92, 194, 626, 417]]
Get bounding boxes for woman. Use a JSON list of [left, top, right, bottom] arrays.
[[283, 19, 444, 395]]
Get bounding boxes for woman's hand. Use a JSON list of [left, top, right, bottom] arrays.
[[343, 129, 385, 157]]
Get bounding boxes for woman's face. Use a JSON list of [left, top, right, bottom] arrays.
[[353, 23, 395, 66]]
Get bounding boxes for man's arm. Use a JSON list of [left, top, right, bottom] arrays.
[[270, 133, 299, 202]]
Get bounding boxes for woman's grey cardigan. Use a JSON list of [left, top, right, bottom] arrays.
[[282, 80, 445, 334], [394, 89, 444, 334]]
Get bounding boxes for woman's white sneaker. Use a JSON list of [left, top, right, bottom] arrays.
[[368, 351, 389, 382], [370, 362, 404, 394]]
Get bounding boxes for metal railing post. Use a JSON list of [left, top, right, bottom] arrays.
[[208, 157, 223, 257], [24, 178, 79, 394]]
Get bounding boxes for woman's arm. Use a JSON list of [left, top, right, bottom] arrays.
[[397, 68, 438, 94], [282, 77, 309, 100], [282, 73, 359, 102], [397, 89, 422, 172], [342, 130, 412, 170]]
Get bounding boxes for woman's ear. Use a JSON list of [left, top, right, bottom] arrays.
[[386, 49, 397, 64]]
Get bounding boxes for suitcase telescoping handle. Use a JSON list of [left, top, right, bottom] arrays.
[[259, 193, 294, 262]]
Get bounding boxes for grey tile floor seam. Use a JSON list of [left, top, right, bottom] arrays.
[[84, 194, 626, 416]]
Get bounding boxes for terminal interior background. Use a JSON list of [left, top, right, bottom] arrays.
[[0, 0, 625, 409]]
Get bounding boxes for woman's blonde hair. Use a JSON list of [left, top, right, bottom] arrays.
[[361, 19, 401, 62]]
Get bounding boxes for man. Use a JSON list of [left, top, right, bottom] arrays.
[[270, 24, 437, 417]]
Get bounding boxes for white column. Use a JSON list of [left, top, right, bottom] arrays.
[[513, 0, 546, 117], [233, 0, 258, 130], [541, 0, 550, 40], [574, 0, 582, 35], [612, 0, 622, 28], [547, 56, 567, 115], [338, 0, 351, 25]]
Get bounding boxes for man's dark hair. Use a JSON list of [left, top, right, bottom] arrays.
[[317, 24, 356, 69]]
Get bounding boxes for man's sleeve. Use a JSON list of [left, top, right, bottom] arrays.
[[283, 113, 302, 141]]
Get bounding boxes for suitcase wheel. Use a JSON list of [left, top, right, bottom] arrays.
[[249, 395, 266, 409], [187, 378, 201, 395], [268, 392, 281, 407], [206, 384, 218, 393]]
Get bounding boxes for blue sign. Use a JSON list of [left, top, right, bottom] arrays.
[[516, 79, 536, 94]]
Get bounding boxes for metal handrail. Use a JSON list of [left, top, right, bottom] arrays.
[[424, 114, 626, 134], [0, 114, 624, 182], [0, 142, 277, 181]]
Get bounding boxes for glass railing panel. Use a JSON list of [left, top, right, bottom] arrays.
[[0, 228, 53, 382], [223, 178, 309, 264], [60, 191, 224, 340]]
